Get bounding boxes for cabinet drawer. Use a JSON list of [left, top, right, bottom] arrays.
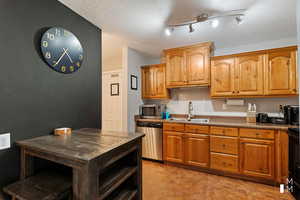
[[210, 126, 238, 137], [163, 123, 185, 132], [185, 124, 209, 134], [240, 128, 274, 140], [210, 136, 238, 155], [211, 152, 239, 173]]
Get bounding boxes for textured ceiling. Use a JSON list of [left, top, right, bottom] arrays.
[[58, 0, 297, 57]]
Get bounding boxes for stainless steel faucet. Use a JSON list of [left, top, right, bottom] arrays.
[[187, 101, 193, 121]]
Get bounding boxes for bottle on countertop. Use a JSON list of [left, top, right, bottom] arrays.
[[247, 103, 257, 123]]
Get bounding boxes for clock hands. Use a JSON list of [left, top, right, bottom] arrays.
[[53, 48, 73, 66], [63, 48, 73, 63]]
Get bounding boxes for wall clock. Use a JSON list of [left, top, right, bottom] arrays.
[[40, 27, 84, 74]]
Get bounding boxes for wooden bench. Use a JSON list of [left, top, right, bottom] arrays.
[[3, 171, 72, 200]]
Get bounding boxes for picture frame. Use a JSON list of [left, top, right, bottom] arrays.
[[131, 75, 138, 90], [110, 83, 119, 96]]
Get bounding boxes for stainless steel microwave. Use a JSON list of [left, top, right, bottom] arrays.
[[139, 104, 165, 119]]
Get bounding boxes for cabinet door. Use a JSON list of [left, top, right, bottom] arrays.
[[165, 50, 186, 87], [265, 50, 298, 95], [163, 131, 184, 163], [153, 64, 169, 98], [185, 133, 209, 168], [211, 58, 235, 97], [240, 138, 274, 179], [186, 47, 210, 86], [141, 67, 154, 98], [235, 55, 264, 96]]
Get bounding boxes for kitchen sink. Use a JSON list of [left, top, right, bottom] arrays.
[[168, 118, 210, 123]]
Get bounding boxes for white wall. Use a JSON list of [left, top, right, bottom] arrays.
[[145, 88, 298, 117], [123, 47, 160, 132], [214, 37, 297, 56], [102, 33, 127, 72]]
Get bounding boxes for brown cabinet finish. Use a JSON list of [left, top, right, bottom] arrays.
[[185, 124, 209, 134], [163, 131, 185, 164], [141, 64, 169, 99], [165, 50, 186, 87], [210, 136, 238, 155], [240, 128, 274, 140], [235, 55, 264, 96], [163, 123, 185, 132], [211, 58, 235, 97], [186, 47, 210, 86], [210, 152, 239, 173], [211, 46, 298, 98], [165, 42, 212, 88], [240, 138, 275, 180], [210, 126, 238, 137], [265, 50, 298, 95], [185, 133, 210, 168]]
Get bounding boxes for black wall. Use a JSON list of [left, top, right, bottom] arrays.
[[0, 0, 101, 192]]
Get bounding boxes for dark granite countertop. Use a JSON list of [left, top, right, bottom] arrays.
[[16, 128, 145, 162], [136, 117, 298, 131]]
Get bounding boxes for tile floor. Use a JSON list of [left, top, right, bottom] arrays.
[[142, 160, 295, 200]]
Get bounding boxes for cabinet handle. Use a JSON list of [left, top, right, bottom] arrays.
[[237, 91, 240, 94], [222, 144, 226, 148]]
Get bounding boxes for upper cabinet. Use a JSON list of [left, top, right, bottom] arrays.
[[165, 42, 212, 88], [211, 58, 235, 97], [265, 49, 298, 95], [235, 54, 264, 96], [141, 64, 169, 99], [211, 46, 298, 98], [165, 49, 186, 87]]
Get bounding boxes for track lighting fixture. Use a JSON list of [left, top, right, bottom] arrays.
[[164, 9, 246, 35], [235, 15, 244, 25], [189, 24, 195, 33]]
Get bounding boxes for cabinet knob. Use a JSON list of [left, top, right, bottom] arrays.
[[222, 144, 226, 148]]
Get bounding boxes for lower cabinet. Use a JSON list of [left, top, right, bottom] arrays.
[[240, 138, 275, 180], [210, 152, 239, 173], [185, 133, 209, 168], [163, 131, 185, 163], [163, 123, 285, 183]]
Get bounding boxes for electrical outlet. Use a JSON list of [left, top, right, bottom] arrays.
[[0, 133, 11, 150], [222, 103, 227, 110]]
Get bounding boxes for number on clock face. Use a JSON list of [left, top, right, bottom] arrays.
[[40, 27, 84, 74]]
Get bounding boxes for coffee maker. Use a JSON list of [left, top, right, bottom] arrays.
[[284, 105, 299, 125]]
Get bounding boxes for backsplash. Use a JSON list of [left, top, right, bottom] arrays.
[[144, 88, 299, 117]]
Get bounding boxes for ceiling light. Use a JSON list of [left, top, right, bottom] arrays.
[[165, 27, 173, 36], [235, 15, 244, 25], [211, 19, 219, 28], [189, 24, 195, 33]]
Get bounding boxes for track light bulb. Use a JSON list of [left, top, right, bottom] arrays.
[[211, 19, 219, 28], [189, 24, 195, 33], [165, 27, 173, 36]]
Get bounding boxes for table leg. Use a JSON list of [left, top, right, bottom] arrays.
[[73, 163, 98, 200], [20, 148, 34, 180]]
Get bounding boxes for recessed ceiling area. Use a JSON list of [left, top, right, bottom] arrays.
[[58, 0, 297, 56]]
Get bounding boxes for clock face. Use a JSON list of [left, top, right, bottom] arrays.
[[40, 27, 83, 74]]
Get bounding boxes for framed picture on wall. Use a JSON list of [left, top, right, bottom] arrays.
[[131, 75, 138, 90], [110, 83, 119, 96]]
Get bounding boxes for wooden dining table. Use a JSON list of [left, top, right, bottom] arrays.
[[16, 128, 144, 200]]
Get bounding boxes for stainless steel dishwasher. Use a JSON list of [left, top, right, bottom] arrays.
[[136, 121, 163, 161]]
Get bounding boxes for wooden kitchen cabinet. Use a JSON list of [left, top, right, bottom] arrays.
[[163, 131, 185, 164], [211, 46, 298, 98], [235, 54, 264, 96], [211, 58, 235, 97], [141, 64, 169, 99], [185, 133, 210, 168], [165, 42, 212, 88], [265, 49, 298, 95], [240, 138, 275, 180], [165, 49, 186, 87]]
